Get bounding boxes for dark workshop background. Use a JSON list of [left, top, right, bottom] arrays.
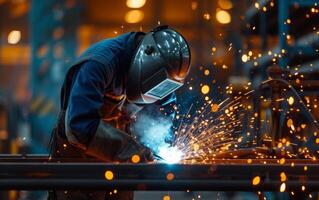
[[0, 0, 318, 199]]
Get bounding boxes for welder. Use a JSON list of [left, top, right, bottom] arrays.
[[48, 25, 191, 200]]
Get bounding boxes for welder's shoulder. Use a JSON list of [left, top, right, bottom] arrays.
[[82, 32, 135, 64], [77, 60, 114, 83]]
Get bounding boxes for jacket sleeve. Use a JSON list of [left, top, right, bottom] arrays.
[[65, 60, 112, 146], [65, 61, 152, 161]]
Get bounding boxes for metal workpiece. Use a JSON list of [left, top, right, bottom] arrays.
[[0, 155, 318, 191]]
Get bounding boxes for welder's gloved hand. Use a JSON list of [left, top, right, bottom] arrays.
[[117, 142, 154, 162], [85, 120, 153, 162]]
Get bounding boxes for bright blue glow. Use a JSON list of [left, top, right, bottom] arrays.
[[158, 146, 183, 164]]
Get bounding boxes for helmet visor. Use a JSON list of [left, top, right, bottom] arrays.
[[144, 78, 183, 100]]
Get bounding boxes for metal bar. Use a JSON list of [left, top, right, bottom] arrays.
[[0, 158, 318, 191], [1, 179, 319, 191]]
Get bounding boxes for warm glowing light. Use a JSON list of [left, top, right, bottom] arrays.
[[280, 182, 286, 192], [166, 172, 174, 181], [287, 119, 293, 128], [241, 54, 248, 62], [125, 10, 144, 23], [201, 85, 210, 94], [302, 185, 306, 191], [126, 0, 146, 8], [252, 176, 260, 185], [204, 69, 210, 76], [193, 143, 199, 151], [105, 170, 114, 180], [279, 158, 285, 165], [278, 142, 283, 148], [158, 146, 183, 164], [280, 172, 287, 182], [131, 154, 140, 163], [203, 13, 211, 20], [191, 1, 198, 10], [163, 195, 170, 200], [211, 104, 219, 112], [216, 9, 231, 24], [288, 96, 294, 105], [218, 0, 233, 10], [8, 30, 21, 44]]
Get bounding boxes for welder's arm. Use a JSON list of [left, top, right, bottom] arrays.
[[85, 121, 153, 161], [65, 61, 152, 162]]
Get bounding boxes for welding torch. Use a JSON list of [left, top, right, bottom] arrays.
[[140, 143, 165, 161], [153, 153, 165, 161]]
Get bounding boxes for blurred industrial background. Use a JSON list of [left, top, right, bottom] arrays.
[[0, 0, 319, 199]]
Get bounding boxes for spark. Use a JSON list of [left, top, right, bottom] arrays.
[[159, 78, 319, 166], [302, 185, 306, 191], [288, 96, 294, 105], [280, 182, 286, 192], [280, 172, 287, 182]]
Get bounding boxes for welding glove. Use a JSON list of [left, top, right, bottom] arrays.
[[85, 120, 153, 162]]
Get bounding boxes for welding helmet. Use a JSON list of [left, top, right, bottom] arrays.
[[126, 26, 191, 104]]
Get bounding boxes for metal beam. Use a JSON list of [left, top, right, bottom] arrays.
[[0, 156, 318, 191]]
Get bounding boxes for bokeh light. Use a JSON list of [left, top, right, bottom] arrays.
[[125, 10, 144, 23], [252, 176, 260, 185], [216, 9, 231, 24], [126, 0, 146, 8], [163, 195, 170, 200], [280, 182, 286, 192], [8, 30, 21, 44], [131, 154, 140, 163], [104, 170, 114, 181], [241, 54, 248, 62], [218, 0, 233, 10], [201, 85, 210, 94]]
